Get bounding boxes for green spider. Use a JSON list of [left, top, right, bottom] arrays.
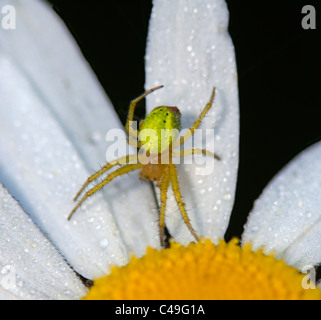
[[68, 85, 220, 247]]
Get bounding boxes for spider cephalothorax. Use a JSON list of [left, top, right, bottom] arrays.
[[68, 85, 220, 247]]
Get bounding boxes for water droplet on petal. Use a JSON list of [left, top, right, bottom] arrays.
[[99, 238, 109, 249]]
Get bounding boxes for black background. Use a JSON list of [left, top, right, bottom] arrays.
[[48, 0, 321, 241]]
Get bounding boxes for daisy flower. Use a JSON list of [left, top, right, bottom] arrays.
[[0, 0, 320, 300]]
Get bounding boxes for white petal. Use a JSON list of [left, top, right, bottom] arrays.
[[0, 286, 19, 300], [145, 0, 239, 243], [242, 142, 321, 270], [0, 0, 159, 279], [0, 184, 86, 299]]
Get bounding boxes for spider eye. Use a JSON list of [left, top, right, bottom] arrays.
[[167, 106, 180, 114]]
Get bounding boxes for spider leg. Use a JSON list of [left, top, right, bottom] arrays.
[[127, 135, 142, 149], [73, 154, 138, 201], [159, 166, 171, 247], [125, 85, 164, 140], [172, 148, 220, 160], [68, 163, 142, 220], [169, 164, 199, 242], [172, 86, 216, 149]]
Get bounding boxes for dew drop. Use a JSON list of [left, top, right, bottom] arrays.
[[305, 211, 312, 218], [99, 238, 109, 249], [223, 193, 231, 200], [90, 131, 102, 144], [251, 226, 259, 233]]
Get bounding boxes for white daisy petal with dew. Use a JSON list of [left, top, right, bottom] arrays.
[[0, 184, 86, 299], [243, 141, 321, 276], [0, 0, 238, 298], [0, 0, 161, 281], [145, 0, 239, 244]]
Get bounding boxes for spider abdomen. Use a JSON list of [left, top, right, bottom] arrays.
[[139, 162, 170, 185]]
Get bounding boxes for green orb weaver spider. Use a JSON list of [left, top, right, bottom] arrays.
[[68, 85, 220, 247]]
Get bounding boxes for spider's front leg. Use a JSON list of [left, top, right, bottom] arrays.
[[125, 85, 164, 147], [172, 86, 216, 149], [169, 164, 199, 242], [172, 148, 220, 161], [159, 165, 171, 247], [72, 154, 139, 202], [68, 157, 140, 220]]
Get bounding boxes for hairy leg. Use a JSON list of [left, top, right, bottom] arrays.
[[169, 164, 199, 242], [127, 135, 142, 149], [159, 166, 171, 247], [73, 154, 138, 201], [126, 85, 164, 140], [172, 86, 216, 149], [68, 163, 142, 220], [171, 148, 220, 160]]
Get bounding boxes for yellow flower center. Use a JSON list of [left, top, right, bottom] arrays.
[[83, 239, 321, 300]]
